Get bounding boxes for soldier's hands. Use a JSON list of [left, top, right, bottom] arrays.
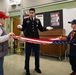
[[17, 25, 22, 29], [46, 26, 53, 30]]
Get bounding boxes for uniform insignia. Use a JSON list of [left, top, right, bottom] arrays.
[[36, 25, 38, 27], [36, 20, 39, 24], [26, 20, 30, 23]]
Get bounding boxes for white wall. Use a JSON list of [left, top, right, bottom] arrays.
[[63, 8, 76, 36], [0, 0, 6, 11]]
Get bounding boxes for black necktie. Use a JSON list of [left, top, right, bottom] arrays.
[[32, 18, 33, 21]]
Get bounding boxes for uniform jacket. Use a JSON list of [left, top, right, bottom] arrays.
[[21, 17, 47, 38]]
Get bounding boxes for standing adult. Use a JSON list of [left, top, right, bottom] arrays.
[[17, 8, 53, 75]]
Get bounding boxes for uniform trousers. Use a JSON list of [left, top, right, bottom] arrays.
[[69, 56, 76, 73], [24, 42, 40, 72], [0, 57, 4, 75]]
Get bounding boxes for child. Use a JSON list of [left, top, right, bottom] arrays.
[[0, 11, 14, 75], [67, 19, 76, 75]]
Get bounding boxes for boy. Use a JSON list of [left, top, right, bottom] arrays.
[[67, 19, 76, 75], [0, 11, 14, 75]]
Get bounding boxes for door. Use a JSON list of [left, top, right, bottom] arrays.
[[13, 16, 21, 35]]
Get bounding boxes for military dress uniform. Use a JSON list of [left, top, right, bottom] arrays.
[[21, 17, 47, 73], [67, 30, 76, 74]]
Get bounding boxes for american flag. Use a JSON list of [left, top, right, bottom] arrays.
[[14, 36, 72, 45]]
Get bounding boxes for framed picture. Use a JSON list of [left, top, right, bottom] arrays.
[[50, 12, 60, 26], [36, 14, 44, 26]]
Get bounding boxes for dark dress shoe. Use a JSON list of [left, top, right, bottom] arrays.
[[35, 68, 42, 73], [69, 72, 75, 75], [26, 72, 31, 75], [25, 70, 30, 75]]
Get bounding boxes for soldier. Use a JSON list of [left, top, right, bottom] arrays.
[[17, 8, 53, 75], [0, 11, 14, 75]]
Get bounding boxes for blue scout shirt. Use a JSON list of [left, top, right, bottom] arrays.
[[67, 30, 76, 57]]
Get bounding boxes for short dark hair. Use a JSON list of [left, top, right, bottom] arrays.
[[29, 8, 35, 12]]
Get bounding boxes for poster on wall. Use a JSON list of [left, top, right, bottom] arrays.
[[36, 14, 44, 26], [50, 12, 60, 26]]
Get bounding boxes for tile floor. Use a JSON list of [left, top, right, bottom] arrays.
[[4, 54, 71, 75]]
